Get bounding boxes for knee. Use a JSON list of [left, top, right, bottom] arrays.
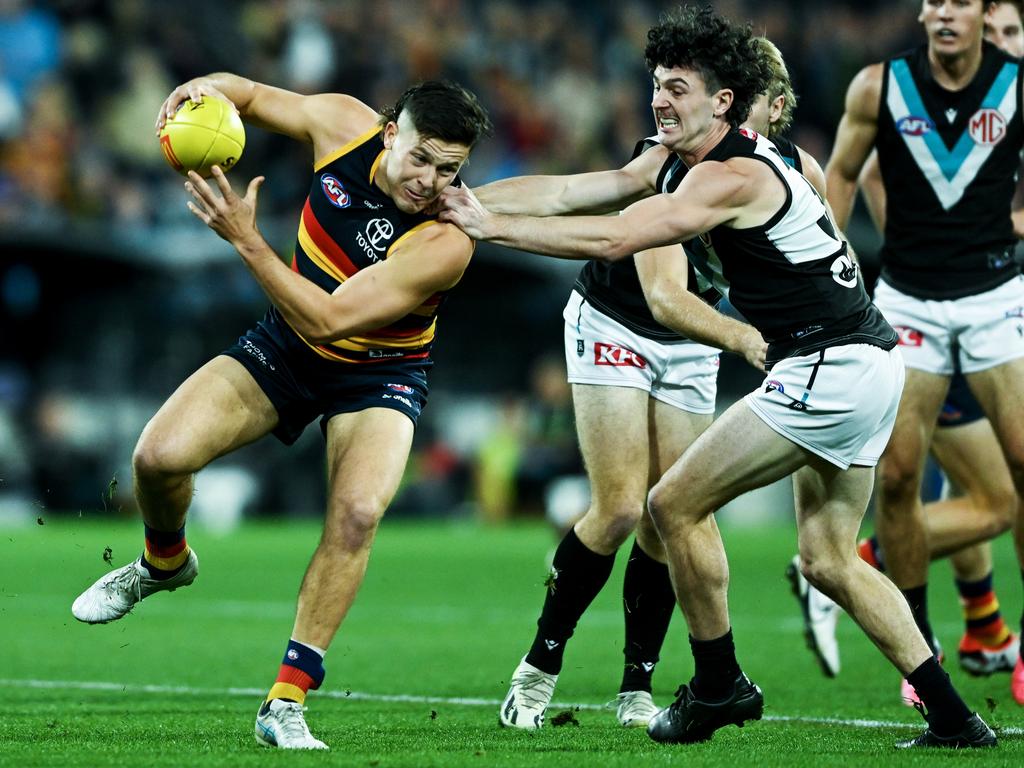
[[324, 498, 386, 552], [978, 484, 1017, 535], [797, 550, 847, 594], [877, 458, 920, 507], [585, 503, 643, 549], [132, 431, 192, 481]]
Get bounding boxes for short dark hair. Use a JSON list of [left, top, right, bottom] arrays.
[[379, 80, 492, 147], [644, 5, 771, 128]]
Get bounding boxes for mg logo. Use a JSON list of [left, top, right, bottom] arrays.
[[893, 325, 924, 347], [594, 342, 647, 368], [968, 108, 1007, 146], [366, 218, 394, 250]]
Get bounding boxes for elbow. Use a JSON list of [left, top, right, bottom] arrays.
[[647, 292, 673, 327], [598, 235, 635, 263]]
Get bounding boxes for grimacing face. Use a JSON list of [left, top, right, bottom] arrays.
[[651, 65, 732, 153], [984, 1, 1024, 57], [379, 112, 470, 214]]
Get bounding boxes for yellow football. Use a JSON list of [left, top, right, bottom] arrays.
[[159, 95, 245, 177]]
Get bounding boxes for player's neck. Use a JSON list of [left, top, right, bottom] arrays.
[[928, 43, 984, 91], [677, 121, 730, 166]]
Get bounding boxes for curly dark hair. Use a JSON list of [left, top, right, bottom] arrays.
[[644, 5, 772, 128], [379, 80, 493, 147]]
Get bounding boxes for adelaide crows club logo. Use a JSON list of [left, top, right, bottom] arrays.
[[321, 174, 351, 208]]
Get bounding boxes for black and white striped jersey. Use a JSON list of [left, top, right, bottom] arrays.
[[573, 135, 804, 342], [693, 129, 896, 367]]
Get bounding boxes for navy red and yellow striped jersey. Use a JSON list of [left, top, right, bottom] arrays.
[[289, 126, 450, 363]]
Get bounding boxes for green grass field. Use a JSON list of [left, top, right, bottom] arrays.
[[2, 516, 1022, 767]]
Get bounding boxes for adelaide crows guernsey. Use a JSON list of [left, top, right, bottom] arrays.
[[575, 135, 805, 341], [693, 129, 896, 366], [876, 42, 1023, 299], [290, 126, 450, 363]]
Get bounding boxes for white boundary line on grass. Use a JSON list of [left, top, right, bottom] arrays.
[[6, 679, 1021, 736]]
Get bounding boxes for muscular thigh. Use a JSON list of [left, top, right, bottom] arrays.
[[138, 355, 278, 471], [794, 463, 874, 559], [966, 356, 1024, 462], [572, 383, 651, 506], [323, 407, 415, 517], [655, 399, 810, 517], [883, 367, 948, 467], [931, 419, 1011, 499], [649, 398, 712, 483]]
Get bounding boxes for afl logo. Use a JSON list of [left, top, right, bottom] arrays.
[[968, 108, 1007, 145], [896, 116, 934, 136], [321, 174, 351, 208]]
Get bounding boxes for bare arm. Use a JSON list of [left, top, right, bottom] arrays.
[[185, 168, 472, 344], [825, 64, 882, 231], [857, 150, 886, 233], [156, 73, 378, 165], [474, 144, 669, 216], [634, 245, 766, 371], [441, 160, 764, 261]]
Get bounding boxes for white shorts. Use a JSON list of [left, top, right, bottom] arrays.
[[563, 290, 719, 414], [745, 344, 905, 469], [873, 275, 1024, 374]]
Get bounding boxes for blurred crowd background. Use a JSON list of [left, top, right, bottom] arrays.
[[1, 0, 923, 527]]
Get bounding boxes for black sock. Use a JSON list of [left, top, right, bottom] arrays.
[[690, 630, 741, 701], [902, 585, 939, 657], [906, 657, 972, 736], [620, 540, 676, 693], [525, 528, 616, 675]]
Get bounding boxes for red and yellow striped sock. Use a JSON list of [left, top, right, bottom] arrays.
[[957, 573, 1011, 648], [141, 524, 189, 578], [266, 639, 326, 705]]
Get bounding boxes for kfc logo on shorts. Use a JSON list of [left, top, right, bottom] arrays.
[[386, 383, 414, 394], [896, 116, 934, 136], [321, 174, 351, 208], [893, 325, 924, 347], [969, 108, 1007, 146], [594, 342, 647, 368]]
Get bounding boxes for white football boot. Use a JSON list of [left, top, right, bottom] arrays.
[[71, 550, 199, 624], [255, 699, 328, 750], [615, 690, 659, 728], [499, 657, 558, 729], [786, 555, 841, 677]]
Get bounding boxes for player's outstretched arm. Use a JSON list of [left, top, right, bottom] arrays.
[[635, 245, 766, 371], [440, 160, 750, 262], [185, 166, 471, 343], [825, 64, 882, 231], [156, 73, 378, 162], [473, 144, 669, 216]]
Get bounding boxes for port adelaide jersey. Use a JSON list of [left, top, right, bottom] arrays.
[[290, 126, 451, 363], [877, 42, 1023, 299], [575, 137, 723, 341], [575, 135, 805, 343], [694, 129, 896, 366]]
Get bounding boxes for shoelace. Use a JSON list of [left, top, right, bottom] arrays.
[[272, 702, 316, 742], [103, 564, 142, 601], [512, 670, 555, 709]]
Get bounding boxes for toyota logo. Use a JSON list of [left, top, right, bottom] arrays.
[[366, 218, 394, 250]]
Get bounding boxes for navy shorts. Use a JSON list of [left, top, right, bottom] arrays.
[[222, 307, 431, 445], [937, 370, 984, 429]]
